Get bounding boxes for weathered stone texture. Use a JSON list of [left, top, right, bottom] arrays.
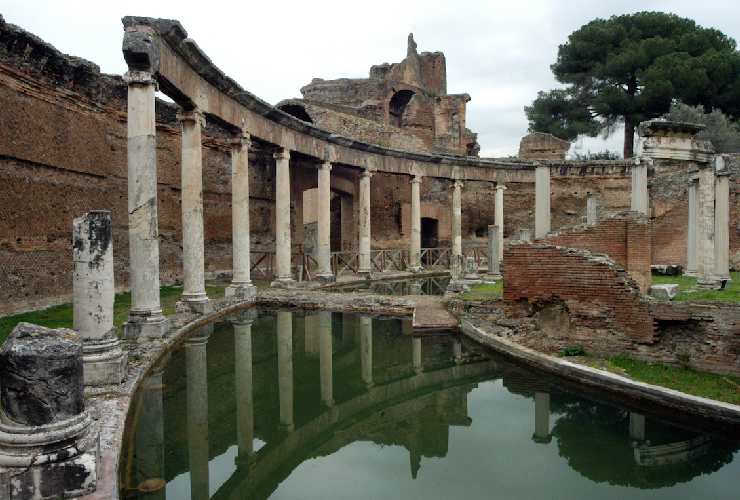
[[518, 132, 570, 160]]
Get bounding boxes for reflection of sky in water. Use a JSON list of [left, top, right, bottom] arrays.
[[272, 381, 740, 500]]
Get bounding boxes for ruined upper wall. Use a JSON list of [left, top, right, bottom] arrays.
[[518, 132, 570, 160]]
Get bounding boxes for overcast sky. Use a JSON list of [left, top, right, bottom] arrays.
[[3, 0, 738, 157]]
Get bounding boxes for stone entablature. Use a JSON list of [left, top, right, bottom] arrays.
[[638, 119, 715, 163]]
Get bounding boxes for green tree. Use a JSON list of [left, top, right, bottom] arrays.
[[525, 12, 740, 158], [664, 102, 740, 153]]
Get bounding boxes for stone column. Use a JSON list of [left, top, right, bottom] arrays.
[[631, 158, 649, 215], [73, 211, 127, 386], [226, 131, 256, 299], [697, 162, 719, 288], [359, 316, 373, 388], [273, 148, 294, 286], [186, 326, 210, 500], [532, 392, 551, 443], [123, 70, 169, 339], [586, 192, 598, 225], [277, 311, 294, 431], [686, 176, 698, 276], [714, 170, 731, 281], [484, 225, 501, 280], [629, 412, 646, 441], [451, 180, 463, 266], [534, 165, 551, 239], [408, 174, 423, 272], [412, 337, 422, 374], [358, 169, 373, 276], [495, 185, 506, 262], [316, 161, 335, 282], [177, 108, 210, 314], [233, 310, 257, 461], [318, 311, 334, 407]]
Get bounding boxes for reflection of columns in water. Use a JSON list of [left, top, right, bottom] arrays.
[[412, 337, 423, 374], [453, 339, 462, 365], [134, 359, 167, 498], [319, 311, 334, 407], [234, 314, 256, 459], [629, 412, 646, 442], [359, 316, 373, 388], [277, 311, 294, 431], [186, 327, 211, 500], [533, 392, 551, 443]]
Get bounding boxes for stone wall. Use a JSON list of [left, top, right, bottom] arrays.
[[503, 244, 656, 349]]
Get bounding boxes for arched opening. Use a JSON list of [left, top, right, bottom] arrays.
[[421, 217, 439, 248], [278, 104, 314, 124], [388, 89, 415, 128]]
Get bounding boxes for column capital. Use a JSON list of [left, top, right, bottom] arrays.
[[123, 70, 157, 87], [452, 179, 464, 190], [177, 108, 206, 127], [274, 148, 290, 161], [230, 131, 252, 149], [360, 168, 373, 179], [410, 174, 423, 185], [319, 160, 332, 171], [496, 184, 507, 191]]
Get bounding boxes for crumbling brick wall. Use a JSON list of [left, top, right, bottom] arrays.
[[503, 244, 656, 349], [540, 212, 652, 293]]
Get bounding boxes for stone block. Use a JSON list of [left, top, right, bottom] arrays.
[[649, 284, 679, 300]]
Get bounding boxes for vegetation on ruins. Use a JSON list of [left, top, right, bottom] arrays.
[[664, 102, 740, 153], [525, 12, 740, 158]]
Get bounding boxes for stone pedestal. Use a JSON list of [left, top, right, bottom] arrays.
[[358, 169, 373, 276], [176, 108, 210, 314], [73, 211, 127, 386], [408, 175, 423, 272], [316, 161, 335, 282], [272, 149, 295, 286], [226, 132, 257, 300], [495, 185, 506, 262], [123, 70, 169, 340], [534, 165, 550, 239], [0, 323, 99, 498]]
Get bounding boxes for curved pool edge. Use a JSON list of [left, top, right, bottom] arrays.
[[85, 290, 419, 500], [460, 320, 740, 431]]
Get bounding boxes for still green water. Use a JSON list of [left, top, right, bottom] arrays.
[[120, 310, 740, 500], [333, 276, 450, 295]]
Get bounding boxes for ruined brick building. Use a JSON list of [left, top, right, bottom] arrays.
[[277, 34, 480, 157]]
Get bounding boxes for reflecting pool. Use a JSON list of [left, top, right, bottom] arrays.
[[333, 276, 450, 295], [120, 310, 740, 499]]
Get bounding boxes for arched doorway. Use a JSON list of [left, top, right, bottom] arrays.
[[421, 217, 439, 248], [388, 90, 415, 128]]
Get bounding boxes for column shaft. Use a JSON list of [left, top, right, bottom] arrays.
[[277, 311, 294, 430], [697, 165, 717, 286], [451, 180, 463, 262], [586, 193, 598, 225], [409, 175, 422, 271], [186, 331, 210, 500], [686, 177, 698, 276], [124, 71, 168, 338], [273, 149, 293, 283], [533, 392, 551, 443], [227, 133, 256, 298], [358, 170, 372, 275], [486, 225, 501, 278], [714, 172, 730, 280], [179, 109, 208, 307], [316, 162, 334, 281], [359, 316, 373, 388], [631, 162, 649, 215], [412, 337, 422, 374], [495, 185, 506, 262], [534, 165, 551, 239], [234, 320, 254, 458], [318, 312, 334, 407]]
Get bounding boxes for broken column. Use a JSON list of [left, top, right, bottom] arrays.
[[226, 131, 257, 299], [358, 169, 373, 276], [484, 225, 501, 280], [685, 175, 698, 276], [272, 148, 294, 286], [177, 108, 210, 314], [630, 157, 650, 216], [122, 66, 169, 339], [534, 164, 550, 239], [316, 161, 335, 282], [495, 184, 506, 262], [586, 192, 598, 225], [0, 324, 99, 498], [451, 179, 463, 273], [73, 210, 127, 386], [408, 174, 423, 272]]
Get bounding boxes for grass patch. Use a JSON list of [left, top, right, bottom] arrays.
[[0, 283, 227, 346], [651, 271, 740, 302], [606, 355, 740, 405], [459, 281, 503, 301]]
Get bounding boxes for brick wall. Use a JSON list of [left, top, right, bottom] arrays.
[[540, 212, 652, 293], [503, 244, 656, 346]]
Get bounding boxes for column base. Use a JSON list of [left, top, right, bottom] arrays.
[[446, 280, 471, 295], [315, 273, 336, 284], [407, 266, 423, 273], [270, 278, 296, 289], [124, 312, 170, 340], [683, 270, 698, 278], [696, 277, 722, 290], [481, 273, 502, 283], [175, 297, 213, 315], [82, 336, 128, 386], [225, 283, 257, 300]]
